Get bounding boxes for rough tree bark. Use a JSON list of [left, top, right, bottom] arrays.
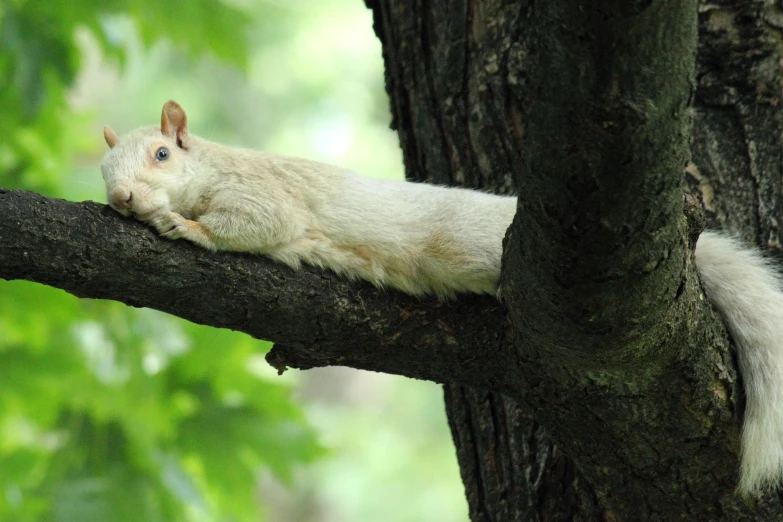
[[366, 0, 783, 519], [2, 0, 783, 519]]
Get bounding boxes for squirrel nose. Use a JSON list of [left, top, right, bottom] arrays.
[[109, 187, 133, 210]]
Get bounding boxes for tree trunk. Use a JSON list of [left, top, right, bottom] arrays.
[[3, 0, 783, 519], [366, 0, 783, 519]]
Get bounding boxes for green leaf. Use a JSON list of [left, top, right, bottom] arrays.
[[129, 0, 251, 67]]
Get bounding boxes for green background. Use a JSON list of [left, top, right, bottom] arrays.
[[0, 1, 467, 520]]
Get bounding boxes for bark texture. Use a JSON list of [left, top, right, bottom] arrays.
[[366, 0, 783, 519], [0, 190, 518, 394], [2, 0, 783, 519]]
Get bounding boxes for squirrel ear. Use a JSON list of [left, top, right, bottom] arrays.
[[161, 100, 189, 149], [103, 126, 119, 149]]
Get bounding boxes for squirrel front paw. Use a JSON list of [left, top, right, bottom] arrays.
[[150, 212, 190, 239], [147, 212, 217, 250]]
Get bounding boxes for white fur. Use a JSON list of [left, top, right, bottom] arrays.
[[696, 231, 783, 494], [101, 102, 783, 494], [100, 122, 517, 298]]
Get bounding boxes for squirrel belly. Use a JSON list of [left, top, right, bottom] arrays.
[[101, 100, 783, 494]]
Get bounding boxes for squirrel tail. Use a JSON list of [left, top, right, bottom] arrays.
[[695, 231, 783, 495]]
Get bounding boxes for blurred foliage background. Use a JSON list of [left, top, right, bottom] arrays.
[[0, 0, 468, 520]]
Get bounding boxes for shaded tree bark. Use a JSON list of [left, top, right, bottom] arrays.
[[366, 0, 783, 519], [0, 190, 519, 394], [3, 0, 783, 519]]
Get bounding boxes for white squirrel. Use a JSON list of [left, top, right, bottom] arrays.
[[101, 100, 783, 495]]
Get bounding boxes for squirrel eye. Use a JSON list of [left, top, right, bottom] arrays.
[[155, 147, 169, 162]]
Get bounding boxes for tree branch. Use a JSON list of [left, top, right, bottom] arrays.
[[503, 0, 698, 355], [0, 189, 519, 395]]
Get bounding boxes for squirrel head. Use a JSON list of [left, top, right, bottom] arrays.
[[100, 100, 192, 220]]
